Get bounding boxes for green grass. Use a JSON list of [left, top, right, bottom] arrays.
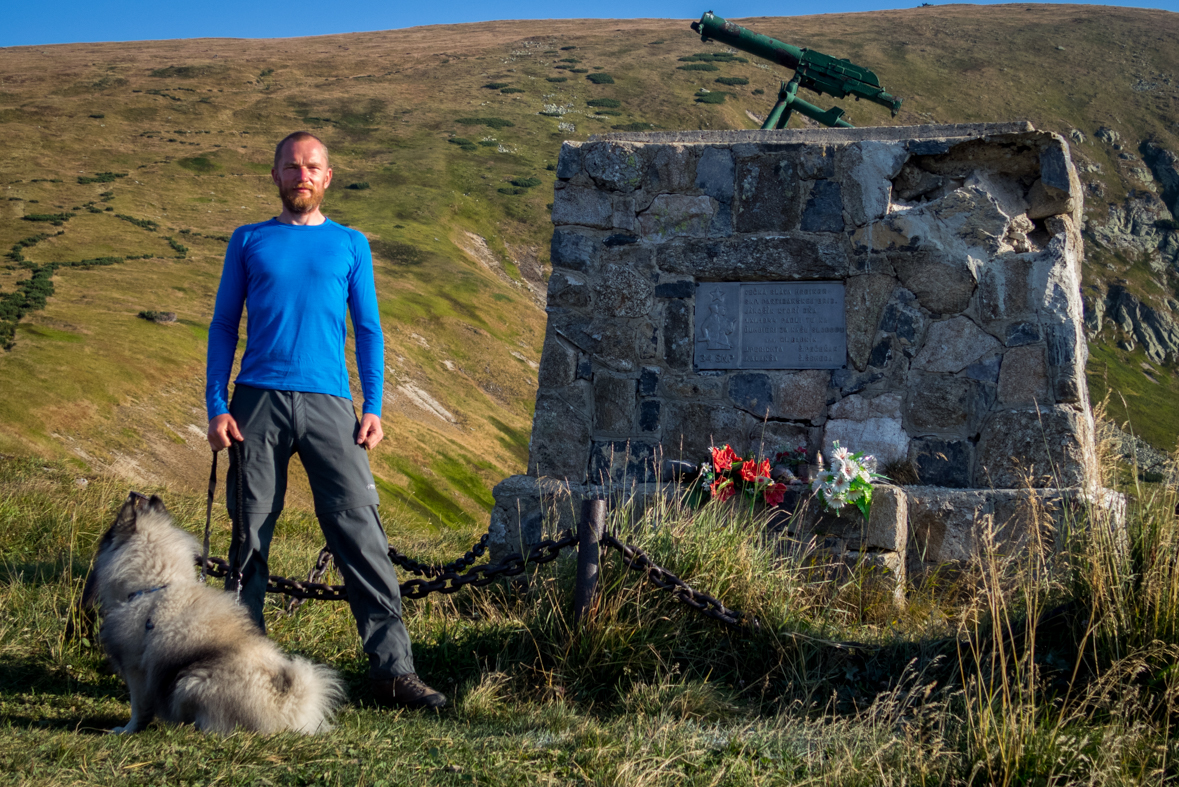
[[1087, 342, 1179, 452], [2, 451, 1179, 784]]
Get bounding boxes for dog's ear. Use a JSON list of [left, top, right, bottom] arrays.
[[113, 493, 142, 535], [146, 494, 169, 517]]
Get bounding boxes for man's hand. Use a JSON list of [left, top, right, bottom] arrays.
[[357, 413, 384, 450], [207, 413, 243, 452]]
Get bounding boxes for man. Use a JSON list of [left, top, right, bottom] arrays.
[[206, 131, 445, 710]]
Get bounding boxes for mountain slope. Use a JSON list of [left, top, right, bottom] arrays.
[[0, 5, 1176, 532]]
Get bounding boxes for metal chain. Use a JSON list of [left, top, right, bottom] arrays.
[[197, 530, 577, 603], [599, 532, 754, 630], [387, 532, 489, 578], [284, 547, 334, 615]]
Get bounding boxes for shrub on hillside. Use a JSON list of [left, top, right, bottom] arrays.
[[716, 76, 749, 86], [560, 58, 580, 63], [678, 63, 719, 72], [560, 45, 577, 50], [587, 98, 621, 108], [77, 172, 126, 184], [587, 73, 615, 84], [498, 187, 527, 196], [115, 214, 159, 231], [510, 177, 542, 188], [546, 76, 568, 83], [22, 213, 74, 225], [612, 122, 654, 131], [456, 117, 514, 128], [570, 69, 589, 73], [483, 82, 510, 89], [346, 182, 371, 190], [752, 88, 766, 95], [679, 52, 748, 63], [696, 91, 729, 104]]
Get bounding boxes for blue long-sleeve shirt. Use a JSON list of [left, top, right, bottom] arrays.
[[205, 218, 384, 419]]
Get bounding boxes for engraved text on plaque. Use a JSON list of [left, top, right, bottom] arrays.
[[693, 282, 846, 370]]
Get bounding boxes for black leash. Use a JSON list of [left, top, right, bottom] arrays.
[[202, 450, 217, 583], [203, 441, 246, 603]]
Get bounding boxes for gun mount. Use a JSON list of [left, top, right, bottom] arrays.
[[690, 11, 903, 129]]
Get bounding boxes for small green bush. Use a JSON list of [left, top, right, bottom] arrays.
[[546, 76, 568, 82], [89, 113, 104, 119], [678, 63, 719, 72], [166, 236, 188, 257], [259, 68, 274, 77], [570, 69, 588, 73], [587, 73, 615, 84], [22, 213, 74, 224], [716, 76, 749, 86], [137, 310, 176, 323], [448, 137, 473, 145], [679, 52, 748, 63], [483, 82, 510, 89], [612, 122, 654, 131], [696, 91, 728, 104], [500, 87, 525, 94], [456, 117, 515, 128], [560, 45, 577, 50], [560, 58, 580, 63], [1156, 219, 1179, 231], [587, 98, 621, 108], [510, 177, 542, 188], [553, 64, 572, 70], [77, 172, 126, 184], [478, 140, 498, 147], [752, 88, 765, 95], [498, 187, 527, 196], [345, 182, 371, 190], [593, 110, 623, 116], [115, 214, 159, 231]]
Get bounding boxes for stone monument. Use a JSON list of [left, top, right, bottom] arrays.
[[490, 122, 1098, 584]]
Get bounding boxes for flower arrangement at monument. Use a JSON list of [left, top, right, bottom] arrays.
[[810, 442, 886, 521], [696, 444, 789, 507]]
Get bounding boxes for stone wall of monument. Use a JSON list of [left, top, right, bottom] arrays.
[[490, 123, 1098, 571]]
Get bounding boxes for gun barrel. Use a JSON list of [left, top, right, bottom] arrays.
[[691, 11, 802, 71]]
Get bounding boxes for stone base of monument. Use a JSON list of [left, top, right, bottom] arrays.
[[489, 476, 1125, 601]]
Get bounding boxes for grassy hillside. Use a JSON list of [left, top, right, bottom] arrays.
[[0, 5, 1177, 533]]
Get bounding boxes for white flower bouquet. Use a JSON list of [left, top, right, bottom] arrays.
[[811, 441, 888, 521]]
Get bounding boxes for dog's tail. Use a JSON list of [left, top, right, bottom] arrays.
[[272, 656, 346, 734]]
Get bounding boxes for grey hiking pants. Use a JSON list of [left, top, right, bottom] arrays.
[[224, 384, 414, 680]]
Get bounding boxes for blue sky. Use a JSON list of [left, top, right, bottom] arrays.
[[3, 0, 1176, 47]]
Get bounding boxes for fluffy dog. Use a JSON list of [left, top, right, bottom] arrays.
[[87, 492, 344, 734]]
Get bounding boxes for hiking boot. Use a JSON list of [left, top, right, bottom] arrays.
[[371, 673, 447, 710]]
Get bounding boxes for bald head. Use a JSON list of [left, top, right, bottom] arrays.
[[274, 131, 329, 169]]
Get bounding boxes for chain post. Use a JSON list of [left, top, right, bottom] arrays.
[[573, 497, 607, 623]]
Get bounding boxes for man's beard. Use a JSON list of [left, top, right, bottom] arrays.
[[279, 182, 325, 214]]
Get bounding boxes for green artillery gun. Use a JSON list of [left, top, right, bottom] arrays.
[[690, 11, 902, 129]]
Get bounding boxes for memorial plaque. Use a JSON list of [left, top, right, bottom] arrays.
[[693, 282, 846, 370]]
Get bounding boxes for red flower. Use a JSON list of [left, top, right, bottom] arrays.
[[740, 458, 772, 483], [764, 482, 787, 507], [711, 444, 739, 472], [710, 478, 736, 503]]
